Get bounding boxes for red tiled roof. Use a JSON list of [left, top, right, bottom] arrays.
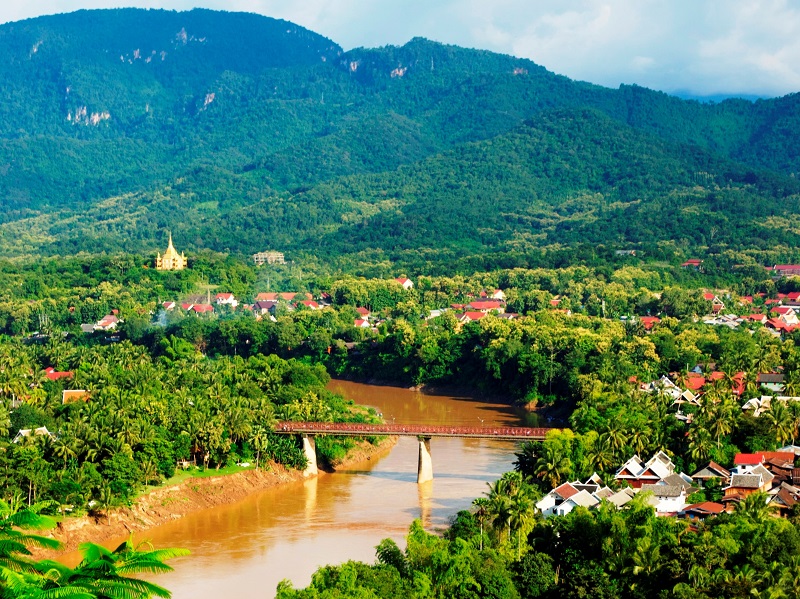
[[553, 483, 579, 500], [44, 367, 73, 381], [356, 307, 370, 316], [684, 502, 724, 515], [215, 293, 233, 300], [685, 374, 706, 391], [256, 293, 278, 301], [468, 301, 503, 311], [191, 304, 214, 313], [461, 311, 486, 321], [734, 453, 765, 465], [761, 452, 795, 463], [640, 316, 660, 330]]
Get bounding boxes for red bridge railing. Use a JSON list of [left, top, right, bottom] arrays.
[[274, 421, 554, 440]]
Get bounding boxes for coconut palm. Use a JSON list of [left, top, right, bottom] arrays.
[[765, 400, 795, 445], [472, 497, 491, 551], [34, 537, 189, 599], [533, 444, 572, 489]]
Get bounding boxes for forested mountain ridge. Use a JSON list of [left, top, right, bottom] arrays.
[[1, 8, 800, 264]]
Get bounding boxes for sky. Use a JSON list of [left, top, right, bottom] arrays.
[[4, 0, 800, 98]]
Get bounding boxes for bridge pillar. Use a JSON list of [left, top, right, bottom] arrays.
[[302, 434, 318, 477], [417, 436, 433, 484]]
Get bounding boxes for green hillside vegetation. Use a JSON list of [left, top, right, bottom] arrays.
[[1, 9, 800, 265]]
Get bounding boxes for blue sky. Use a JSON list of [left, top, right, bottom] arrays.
[[5, 0, 800, 97]]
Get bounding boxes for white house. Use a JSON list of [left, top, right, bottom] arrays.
[[215, 293, 239, 308]]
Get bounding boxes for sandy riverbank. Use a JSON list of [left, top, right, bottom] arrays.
[[33, 436, 396, 559]]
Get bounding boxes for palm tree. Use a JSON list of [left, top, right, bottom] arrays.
[[688, 426, 714, 463], [34, 537, 189, 599], [0, 496, 61, 573], [508, 491, 535, 560], [588, 434, 614, 472], [765, 400, 794, 446], [734, 491, 776, 524], [250, 426, 270, 470], [533, 444, 572, 488], [472, 497, 490, 551]]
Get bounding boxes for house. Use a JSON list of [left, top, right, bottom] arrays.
[[758, 373, 785, 393], [640, 316, 660, 331], [491, 289, 506, 301], [255, 293, 279, 301], [253, 300, 278, 315], [191, 304, 214, 314], [536, 482, 580, 517], [44, 367, 73, 382], [467, 301, 505, 314], [356, 307, 371, 317], [94, 315, 119, 331], [62, 390, 90, 404], [771, 306, 799, 325], [162, 301, 176, 311], [702, 293, 725, 314], [691, 461, 731, 486], [180, 302, 194, 311], [459, 311, 486, 323], [297, 300, 320, 310], [615, 451, 677, 488], [770, 264, 800, 278], [606, 488, 636, 508], [354, 319, 371, 328], [681, 259, 703, 269], [12, 427, 56, 443], [768, 483, 800, 515], [682, 502, 725, 522], [745, 314, 768, 324], [395, 277, 414, 290], [215, 293, 238, 308], [723, 473, 772, 506], [252, 251, 285, 265], [614, 451, 675, 489], [639, 484, 692, 514], [554, 490, 599, 516]]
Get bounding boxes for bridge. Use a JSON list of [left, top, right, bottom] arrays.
[[274, 421, 553, 483]]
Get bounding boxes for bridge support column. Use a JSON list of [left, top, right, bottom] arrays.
[[417, 436, 433, 484], [302, 434, 318, 477]]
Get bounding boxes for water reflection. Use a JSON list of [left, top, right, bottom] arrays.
[[135, 381, 527, 598]]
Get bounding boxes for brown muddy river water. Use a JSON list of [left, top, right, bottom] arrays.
[[143, 381, 537, 597]]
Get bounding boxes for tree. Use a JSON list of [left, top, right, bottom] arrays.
[[33, 537, 189, 599]]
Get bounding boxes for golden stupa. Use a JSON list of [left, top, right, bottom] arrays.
[[156, 233, 187, 271]]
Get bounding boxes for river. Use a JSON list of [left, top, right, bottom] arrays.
[[142, 381, 536, 597]]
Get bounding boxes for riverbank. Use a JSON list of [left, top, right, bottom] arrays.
[[33, 436, 396, 559]]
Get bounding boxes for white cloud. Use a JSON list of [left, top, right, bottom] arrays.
[[2, 0, 800, 97]]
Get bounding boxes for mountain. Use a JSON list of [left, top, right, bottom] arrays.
[[1, 8, 799, 266]]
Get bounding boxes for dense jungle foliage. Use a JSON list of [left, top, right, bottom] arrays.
[[1, 252, 798, 514], [276, 486, 800, 599], [2, 9, 800, 264]]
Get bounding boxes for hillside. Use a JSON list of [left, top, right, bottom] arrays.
[[1, 8, 800, 265]]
